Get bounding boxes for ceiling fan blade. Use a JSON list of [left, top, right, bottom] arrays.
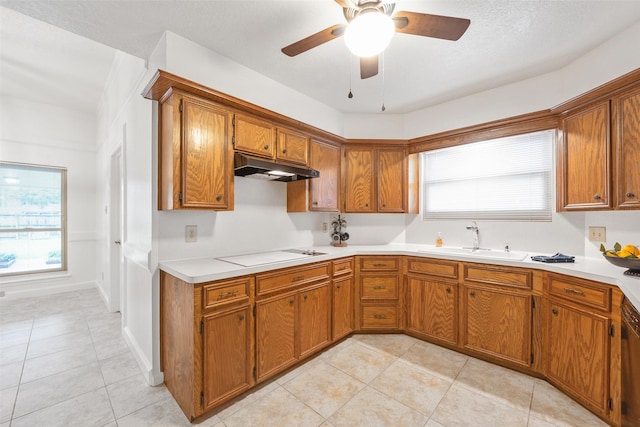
[[393, 11, 470, 41], [334, 0, 354, 8], [281, 24, 346, 57], [360, 56, 378, 79]]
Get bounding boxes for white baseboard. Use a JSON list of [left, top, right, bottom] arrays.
[[122, 325, 164, 386]]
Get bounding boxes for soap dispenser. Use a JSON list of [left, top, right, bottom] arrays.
[[435, 232, 443, 247]]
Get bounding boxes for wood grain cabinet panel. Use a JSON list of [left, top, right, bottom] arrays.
[[343, 147, 374, 212], [558, 101, 611, 210], [158, 90, 234, 210], [202, 305, 253, 410], [612, 85, 640, 209], [377, 148, 407, 212], [287, 140, 340, 212], [461, 285, 532, 367], [360, 304, 399, 329], [333, 274, 354, 341], [277, 127, 309, 165], [233, 113, 276, 158], [298, 283, 331, 358], [255, 291, 297, 382], [406, 277, 457, 346], [545, 300, 610, 417]]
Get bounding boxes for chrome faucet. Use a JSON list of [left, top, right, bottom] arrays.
[[466, 221, 480, 251]]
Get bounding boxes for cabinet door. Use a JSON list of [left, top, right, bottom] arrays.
[[343, 147, 374, 212], [277, 128, 309, 165], [462, 285, 532, 367], [613, 86, 640, 209], [377, 148, 406, 212], [333, 275, 354, 341], [233, 113, 276, 158], [181, 96, 233, 209], [202, 305, 252, 409], [309, 141, 340, 211], [255, 291, 296, 381], [406, 277, 457, 345], [546, 300, 610, 417], [559, 102, 611, 210], [298, 283, 332, 358]]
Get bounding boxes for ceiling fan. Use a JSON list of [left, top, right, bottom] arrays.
[[282, 0, 471, 79]]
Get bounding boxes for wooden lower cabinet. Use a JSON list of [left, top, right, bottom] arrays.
[[545, 299, 610, 416], [461, 285, 532, 368], [202, 305, 253, 410], [255, 291, 297, 382], [355, 256, 401, 331], [333, 274, 354, 340], [256, 281, 331, 382], [406, 276, 457, 346]]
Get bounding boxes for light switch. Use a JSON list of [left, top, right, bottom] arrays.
[[185, 225, 197, 243]]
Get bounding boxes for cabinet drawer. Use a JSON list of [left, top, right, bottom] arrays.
[[547, 274, 611, 311], [358, 256, 399, 271], [203, 277, 252, 310], [360, 304, 399, 329], [333, 258, 353, 276], [257, 262, 330, 296], [464, 264, 532, 290], [407, 257, 458, 280], [360, 275, 398, 299]]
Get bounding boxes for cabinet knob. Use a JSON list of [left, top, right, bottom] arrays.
[[593, 194, 601, 200], [312, 201, 318, 206], [365, 203, 369, 207], [303, 295, 308, 301], [552, 309, 558, 315], [216, 194, 222, 202], [446, 287, 451, 294], [282, 148, 287, 154], [336, 285, 341, 289], [470, 291, 476, 297], [264, 145, 269, 150], [239, 315, 245, 321], [289, 299, 294, 305], [626, 192, 636, 198]]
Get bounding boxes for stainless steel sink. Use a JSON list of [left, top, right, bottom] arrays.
[[419, 247, 528, 261]]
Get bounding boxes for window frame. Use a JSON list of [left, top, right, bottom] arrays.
[[0, 161, 68, 277], [420, 129, 555, 222]]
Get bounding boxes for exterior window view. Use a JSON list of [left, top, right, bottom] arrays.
[[1, 2, 640, 427], [0, 162, 66, 276]]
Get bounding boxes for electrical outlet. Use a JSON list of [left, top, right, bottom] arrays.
[[588, 226, 606, 242], [185, 225, 197, 243], [322, 222, 328, 233]]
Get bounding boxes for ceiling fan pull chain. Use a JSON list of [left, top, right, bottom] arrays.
[[381, 51, 386, 112], [349, 55, 354, 98]]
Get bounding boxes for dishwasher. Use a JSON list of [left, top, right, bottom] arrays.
[[622, 297, 640, 427]]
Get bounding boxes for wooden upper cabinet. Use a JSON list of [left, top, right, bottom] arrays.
[[342, 146, 409, 213], [158, 90, 234, 210], [343, 147, 375, 212], [233, 113, 276, 159], [277, 128, 309, 165], [377, 148, 407, 212], [558, 101, 611, 211], [612, 86, 640, 209]]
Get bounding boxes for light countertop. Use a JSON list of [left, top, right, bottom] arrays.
[[159, 243, 640, 312]]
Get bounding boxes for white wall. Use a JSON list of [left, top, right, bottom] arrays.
[[0, 98, 98, 297]]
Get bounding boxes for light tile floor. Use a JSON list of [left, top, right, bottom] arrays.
[[0, 288, 610, 427]]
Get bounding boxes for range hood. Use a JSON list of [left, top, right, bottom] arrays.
[[234, 153, 320, 182]]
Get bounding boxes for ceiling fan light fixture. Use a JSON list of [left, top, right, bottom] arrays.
[[344, 11, 395, 57]]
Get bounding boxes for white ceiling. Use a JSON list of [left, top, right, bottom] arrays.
[[2, 1, 640, 115]]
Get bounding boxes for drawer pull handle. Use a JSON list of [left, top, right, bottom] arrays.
[[373, 263, 387, 267], [218, 290, 238, 299], [563, 288, 585, 296], [373, 285, 387, 290], [373, 314, 387, 319], [552, 309, 558, 315], [292, 275, 305, 282]]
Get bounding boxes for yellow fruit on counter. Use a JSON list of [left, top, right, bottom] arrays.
[[636, 247, 640, 257], [617, 250, 634, 258], [622, 244, 638, 254]]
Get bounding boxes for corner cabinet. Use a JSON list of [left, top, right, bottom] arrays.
[[543, 273, 623, 424], [287, 140, 340, 212], [557, 81, 640, 211], [158, 89, 234, 210], [342, 146, 415, 213]]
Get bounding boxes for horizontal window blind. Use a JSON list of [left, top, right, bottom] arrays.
[[421, 130, 554, 221]]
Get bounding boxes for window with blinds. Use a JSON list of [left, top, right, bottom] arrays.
[[421, 129, 554, 221]]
